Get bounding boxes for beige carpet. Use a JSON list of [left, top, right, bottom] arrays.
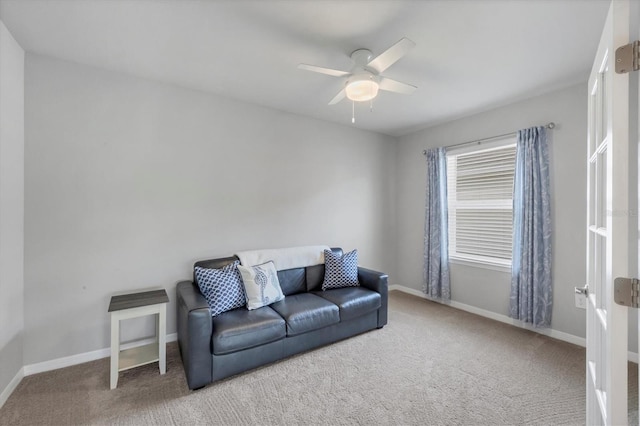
[[0, 291, 635, 425]]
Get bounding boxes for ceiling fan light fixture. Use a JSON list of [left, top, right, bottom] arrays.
[[345, 77, 379, 102]]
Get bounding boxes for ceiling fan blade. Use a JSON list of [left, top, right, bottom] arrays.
[[379, 77, 417, 94], [367, 38, 416, 73], [328, 89, 346, 105], [298, 63, 350, 77]]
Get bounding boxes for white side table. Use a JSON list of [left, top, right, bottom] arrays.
[[108, 289, 169, 390]]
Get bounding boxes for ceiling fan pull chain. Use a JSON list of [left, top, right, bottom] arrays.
[[370, 98, 373, 112], [352, 101, 355, 124]]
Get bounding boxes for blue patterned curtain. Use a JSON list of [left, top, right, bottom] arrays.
[[423, 147, 450, 300], [510, 127, 552, 327]]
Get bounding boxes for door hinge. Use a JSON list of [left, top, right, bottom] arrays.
[[614, 277, 640, 307], [616, 40, 640, 74]]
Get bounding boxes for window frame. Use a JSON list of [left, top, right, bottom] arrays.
[[446, 136, 517, 272]]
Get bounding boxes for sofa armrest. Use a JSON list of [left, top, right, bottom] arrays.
[[177, 280, 212, 389], [358, 267, 388, 328]]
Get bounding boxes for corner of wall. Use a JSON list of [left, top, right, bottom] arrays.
[[0, 18, 25, 409], [0, 367, 24, 408]]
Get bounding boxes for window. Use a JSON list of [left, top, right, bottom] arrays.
[[446, 137, 516, 269]]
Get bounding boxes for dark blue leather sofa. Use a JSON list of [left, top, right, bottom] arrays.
[[176, 248, 388, 390]]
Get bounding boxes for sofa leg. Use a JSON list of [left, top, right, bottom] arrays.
[[191, 385, 206, 391], [376, 325, 384, 329]]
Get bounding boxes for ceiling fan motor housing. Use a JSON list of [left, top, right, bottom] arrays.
[[350, 48, 374, 66]]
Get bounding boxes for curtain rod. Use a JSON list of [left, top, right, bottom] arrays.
[[421, 122, 555, 155]]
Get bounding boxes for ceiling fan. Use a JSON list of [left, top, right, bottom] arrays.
[[298, 37, 417, 108]]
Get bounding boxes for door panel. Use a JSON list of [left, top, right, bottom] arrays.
[[586, 1, 630, 425]]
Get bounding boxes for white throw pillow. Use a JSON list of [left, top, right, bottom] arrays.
[[237, 261, 285, 310]]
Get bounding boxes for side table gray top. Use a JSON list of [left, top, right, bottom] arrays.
[[108, 289, 169, 312]]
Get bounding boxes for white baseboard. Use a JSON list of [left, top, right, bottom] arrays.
[[391, 284, 595, 346], [390, 284, 640, 363], [23, 333, 177, 376], [2, 333, 178, 407], [0, 367, 24, 409]]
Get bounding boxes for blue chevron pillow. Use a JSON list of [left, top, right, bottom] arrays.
[[195, 261, 247, 317], [322, 249, 359, 290]]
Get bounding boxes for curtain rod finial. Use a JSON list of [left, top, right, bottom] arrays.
[[547, 122, 555, 129]]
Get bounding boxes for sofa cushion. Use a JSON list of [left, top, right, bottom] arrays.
[[270, 293, 339, 336], [195, 261, 247, 317], [211, 306, 286, 355], [322, 249, 359, 290], [237, 261, 285, 310], [306, 264, 325, 292], [314, 287, 381, 322], [277, 267, 306, 296], [306, 248, 343, 291]]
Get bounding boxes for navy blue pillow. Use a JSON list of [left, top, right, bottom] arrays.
[[322, 249, 359, 290], [195, 261, 246, 316]]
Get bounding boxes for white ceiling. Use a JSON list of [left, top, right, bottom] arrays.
[[0, 0, 610, 137]]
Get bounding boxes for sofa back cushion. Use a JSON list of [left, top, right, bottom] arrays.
[[306, 247, 343, 291], [305, 264, 325, 292], [276, 267, 306, 296], [193, 248, 344, 295]]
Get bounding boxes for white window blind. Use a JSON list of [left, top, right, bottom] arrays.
[[447, 138, 516, 268]]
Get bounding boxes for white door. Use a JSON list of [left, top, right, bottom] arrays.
[[586, 1, 630, 425]]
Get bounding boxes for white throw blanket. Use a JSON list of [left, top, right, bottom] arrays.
[[235, 245, 330, 271]]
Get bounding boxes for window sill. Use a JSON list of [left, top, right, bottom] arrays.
[[449, 257, 511, 273]]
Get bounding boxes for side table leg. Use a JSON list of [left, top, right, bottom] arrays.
[[110, 313, 119, 389], [159, 306, 166, 375]]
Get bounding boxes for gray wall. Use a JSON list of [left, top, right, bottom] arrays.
[[23, 54, 397, 365], [395, 83, 588, 338], [0, 20, 25, 392], [14, 51, 604, 368]]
